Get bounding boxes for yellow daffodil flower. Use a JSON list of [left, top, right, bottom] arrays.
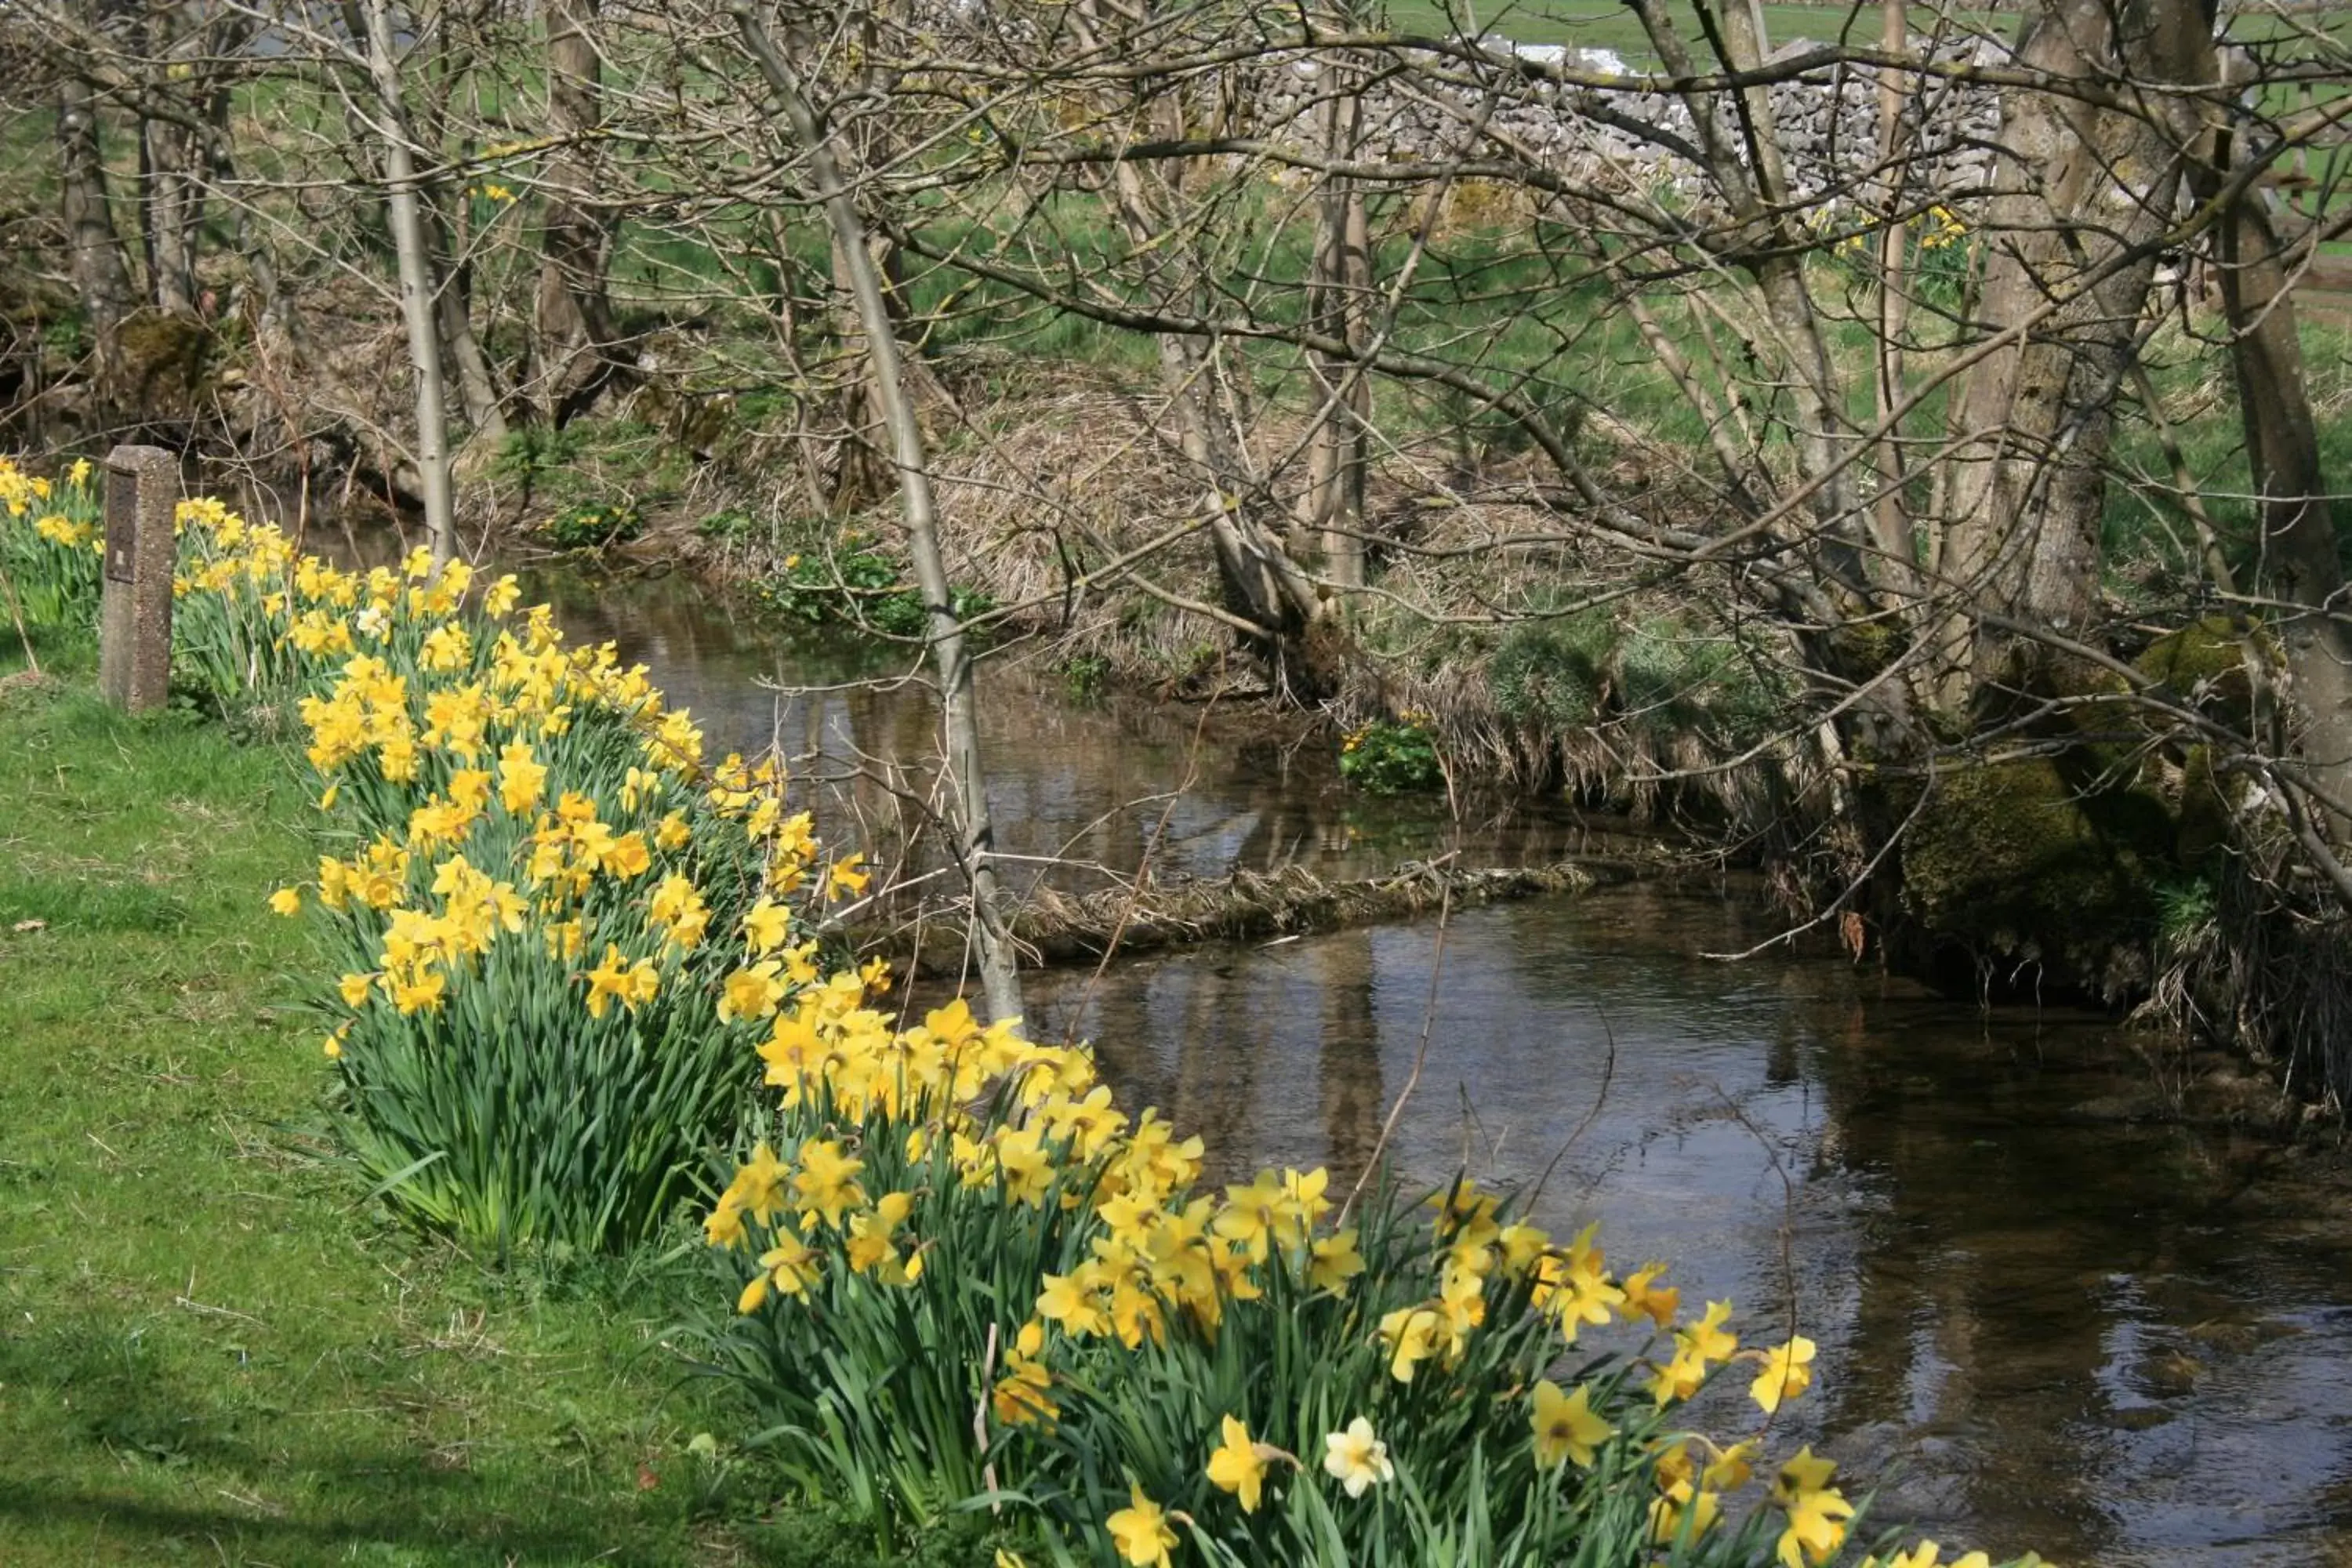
[[1530, 1378, 1614, 1468], [1773, 1448, 1857, 1568], [742, 898, 790, 953], [825, 852, 870, 901], [1105, 1483, 1176, 1567], [1205, 1414, 1269, 1512], [1750, 1334, 1818, 1413], [1377, 1304, 1443, 1382]]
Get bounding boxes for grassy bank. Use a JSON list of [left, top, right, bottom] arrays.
[[0, 642, 991, 1567]]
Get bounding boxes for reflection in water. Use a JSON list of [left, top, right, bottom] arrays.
[[516, 565, 2352, 1566], [513, 568, 1606, 892]]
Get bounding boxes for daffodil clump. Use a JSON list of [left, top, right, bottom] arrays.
[[0, 455, 102, 626], [693, 935, 2054, 1566], [2, 464, 2049, 1568], [15, 479, 865, 1250]]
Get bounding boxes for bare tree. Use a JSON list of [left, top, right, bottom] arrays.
[[356, 0, 458, 562], [733, 0, 1025, 1022]]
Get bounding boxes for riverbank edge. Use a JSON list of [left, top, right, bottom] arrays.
[[509, 525, 2342, 1137]]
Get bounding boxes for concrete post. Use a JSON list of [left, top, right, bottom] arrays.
[[99, 445, 178, 713]]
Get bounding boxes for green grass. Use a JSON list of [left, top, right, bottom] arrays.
[[0, 641, 1003, 1567]]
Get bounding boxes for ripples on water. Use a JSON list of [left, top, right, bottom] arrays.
[[529, 564, 2352, 1566]]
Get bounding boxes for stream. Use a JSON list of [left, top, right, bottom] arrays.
[[533, 564, 2352, 1566]]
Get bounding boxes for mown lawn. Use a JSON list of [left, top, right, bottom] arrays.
[[0, 638, 997, 1567]]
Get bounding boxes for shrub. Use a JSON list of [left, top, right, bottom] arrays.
[[754, 539, 992, 643], [758, 542, 905, 625], [1490, 612, 1617, 731], [1062, 654, 1113, 701], [699, 507, 760, 542], [1340, 717, 1442, 793]]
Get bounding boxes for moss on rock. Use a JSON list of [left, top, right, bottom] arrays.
[[114, 309, 215, 418], [2135, 614, 2274, 727], [2138, 614, 2256, 687], [1901, 756, 2176, 996]]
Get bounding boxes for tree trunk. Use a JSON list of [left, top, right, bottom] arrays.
[[2155, 4, 2352, 829], [57, 67, 135, 390], [1297, 59, 1369, 591], [532, 0, 621, 423], [360, 0, 458, 566], [424, 202, 510, 443], [1868, 0, 1917, 604], [734, 1, 1025, 1024], [138, 38, 201, 315], [825, 227, 892, 511], [1933, 0, 2183, 702], [1065, 0, 1323, 685], [1628, 0, 1870, 607]]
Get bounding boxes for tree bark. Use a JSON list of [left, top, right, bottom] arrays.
[[1933, 0, 2183, 702], [423, 205, 510, 443], [137, 30, 201, 315], [532, 0, 620, 423], [733, 2, 1025, 1024], [58, 65, 136, 390], [360, 0, 458, 566], [1298, 56, 1370, 591], [1065, 0, 1324, 684], [1629, 0, 1871, 607], [2155, 4, 2352, 829]]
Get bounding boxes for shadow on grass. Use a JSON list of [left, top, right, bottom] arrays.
[[0, 1476, 672, 1566], [0, 617, 96, 677]]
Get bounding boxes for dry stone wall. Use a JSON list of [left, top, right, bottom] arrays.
[[1253, 36, 2005, 211]]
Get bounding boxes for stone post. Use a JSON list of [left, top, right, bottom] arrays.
[[99, 445, 178, 713]]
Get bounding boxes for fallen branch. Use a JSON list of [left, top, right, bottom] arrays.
[[867, 855, 1664, 975]]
